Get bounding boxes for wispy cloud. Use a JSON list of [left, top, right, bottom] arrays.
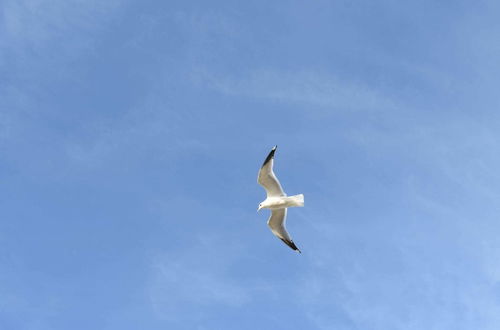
[[192, 68, 397, 114], [148, 234, 253, 324], [294, 216, 500, 330], [0, 0, 122, 139], [0, 0, 121, 57]]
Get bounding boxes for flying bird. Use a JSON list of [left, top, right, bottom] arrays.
[[257, 146, 304, 253]]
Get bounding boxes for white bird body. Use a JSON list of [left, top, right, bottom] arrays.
[[257, 146, 304, 253], [260, 194, 304, 210]]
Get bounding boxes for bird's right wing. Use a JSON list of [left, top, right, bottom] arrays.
[[258, 146, 286, 197], [267, 208, 301, 253]]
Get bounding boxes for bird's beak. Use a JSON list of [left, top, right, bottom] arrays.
[[257, 206, 262, 212]]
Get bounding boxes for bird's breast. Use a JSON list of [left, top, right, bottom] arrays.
[[265, 197, 288, 209]]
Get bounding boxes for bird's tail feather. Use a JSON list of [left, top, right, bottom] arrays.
[[289, 194, 304, 207]]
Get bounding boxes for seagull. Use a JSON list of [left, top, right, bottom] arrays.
[[257, 146, 304, 253]]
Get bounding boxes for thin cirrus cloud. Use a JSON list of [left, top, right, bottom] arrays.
[[0, 0, 120, 53], [192, 68, 397, 114], [149, 242, 252, 322]]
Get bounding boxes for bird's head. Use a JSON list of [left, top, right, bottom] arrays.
[[257, 203, 264, 212]]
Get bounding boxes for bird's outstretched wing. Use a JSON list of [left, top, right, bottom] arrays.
[[258, 146, 286, 197], [267, 208, 301, 253]]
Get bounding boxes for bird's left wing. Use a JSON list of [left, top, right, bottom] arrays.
[[267, 208, 301, 253], [258, 146, 286, 197]]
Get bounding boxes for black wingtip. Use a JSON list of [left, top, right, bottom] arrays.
[[280, 238, 301, 253], [261, 146, 277, 167]]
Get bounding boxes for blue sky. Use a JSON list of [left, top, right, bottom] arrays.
[[2, 0, 500, 329]]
